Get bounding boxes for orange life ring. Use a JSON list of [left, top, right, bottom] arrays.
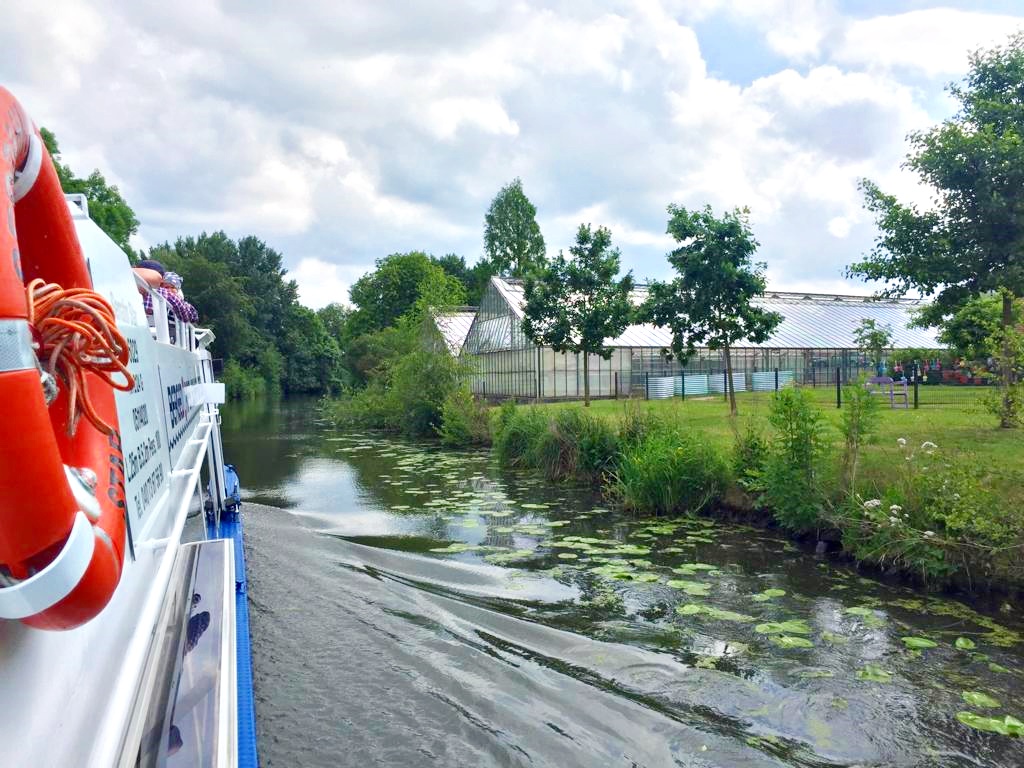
[[0, 87, 132, 630]]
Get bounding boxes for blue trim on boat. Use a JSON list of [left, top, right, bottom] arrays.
[[207, 508, 259, 767]]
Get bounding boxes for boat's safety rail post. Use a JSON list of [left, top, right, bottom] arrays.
[[195, 332, 228, 533]]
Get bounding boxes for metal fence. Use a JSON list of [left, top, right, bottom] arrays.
[[633, 365, 994, 410]]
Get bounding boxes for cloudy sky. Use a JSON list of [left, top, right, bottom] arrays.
[[3, 1, 1022, 308]]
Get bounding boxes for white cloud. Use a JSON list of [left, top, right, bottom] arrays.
[[2, 0, 1022, 304], [292, 257, 364, 310], [833, 9, 1023, 77]]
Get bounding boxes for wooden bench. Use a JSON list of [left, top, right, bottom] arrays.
[[865, 375, 909, 408]]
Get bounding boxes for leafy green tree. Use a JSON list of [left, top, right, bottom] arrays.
[[348, 251, 465, 335], [847, 34, 1024, 427], [152, 231, 342, 397], [644, 205, 781, 416], [317, 303, 351, 340], [853, 318, 893, 374], [279, 304, 342, 394], [522, 224, 634, 406], [40, 127, 139, 254], [483, 178, 546, 277], [914, 294, 1021, 363]]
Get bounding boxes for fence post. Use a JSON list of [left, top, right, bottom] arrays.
[[645, 371, 649, 400], [836, 367, 842, 409], [614, 371, 619, 400], [913, 362, 920, 409], [681, 371, 686, 400], [774, 367, 779, 391], [723, 370, 728, 402]]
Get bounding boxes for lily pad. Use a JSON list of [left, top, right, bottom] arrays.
[[956, 712, 1024, 736], [955, 637, 977, 651], [666, 580, 711, 596], [822, 631, 848, 645], [772, 635, 814, 649], [701, 607, 754, 622], [901, 637, 938, 650], [557, 553, 578, 560], [856, 664, 892, 683], [756, 619, 812, 635], [962, 691, 1001, 709], [989, 662, 1012, 674], [752, 588, 787, 602]]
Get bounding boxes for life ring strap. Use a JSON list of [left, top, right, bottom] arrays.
[[0, 511, 95, 620]]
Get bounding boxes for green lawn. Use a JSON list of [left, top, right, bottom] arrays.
[[530, 385, 1022, 502]]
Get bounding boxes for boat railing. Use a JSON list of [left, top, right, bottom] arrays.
[[132, 272, 214, 353]]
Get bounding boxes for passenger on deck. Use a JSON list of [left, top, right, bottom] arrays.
[[133, 259, 198, 323]]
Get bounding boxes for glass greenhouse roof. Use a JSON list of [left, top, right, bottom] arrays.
[[481, 277, 941, 350]]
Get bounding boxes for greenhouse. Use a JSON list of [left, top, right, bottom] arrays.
[[461, 277, 942, 400]]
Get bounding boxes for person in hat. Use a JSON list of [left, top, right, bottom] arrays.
[[132, 259, 198, 324]]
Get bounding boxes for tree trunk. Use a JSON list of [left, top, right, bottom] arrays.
[[724, 343, 737, 416], [1000, 291, 1015, 428], [583, 351, 590, 407]]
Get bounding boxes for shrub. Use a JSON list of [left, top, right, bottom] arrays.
[[839, 377, 881, 490], [222, 360, 268, 400], [438, 385, 491, 446], [613, 425, 729, 515], [533, 408, 620, 482], [761, 387, 827, 531], [329, 381, 394, 429], [493, 406, 548, 468], [617, 399, 664, 448], [731, 418, 769, 491], [836, 440, 1023, 585]]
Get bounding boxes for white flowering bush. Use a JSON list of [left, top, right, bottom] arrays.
[[835, 438, 1020, 584]]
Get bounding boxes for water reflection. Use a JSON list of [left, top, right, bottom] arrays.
[[225, 399, 1024, 768]]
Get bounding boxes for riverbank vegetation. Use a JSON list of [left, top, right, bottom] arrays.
[[324, 36, 1024, 592], [480, 392, 1024, 591]]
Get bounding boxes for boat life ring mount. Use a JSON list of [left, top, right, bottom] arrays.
[[0, 87, 135, 631]]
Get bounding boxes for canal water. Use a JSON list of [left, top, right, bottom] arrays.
[[223, 398, 1024, 768]]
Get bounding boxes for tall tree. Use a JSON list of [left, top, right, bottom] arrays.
[[644, 205, 781, 416], [853, 318, 893, 374], [348, 251, 465, 335], [847, 34, 1024, 427], [483, 178, 546, 277], [40, 127, 140, 254], [522, 224, 634, 406]]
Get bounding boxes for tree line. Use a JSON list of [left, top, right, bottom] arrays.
[[42, 130, 343, 399]]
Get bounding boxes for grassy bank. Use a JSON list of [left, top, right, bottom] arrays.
[[478, 388, 1024, 592]]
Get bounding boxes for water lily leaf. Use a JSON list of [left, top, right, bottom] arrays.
[[962, 691, 1001, 709], [901, 637, 938, 650], [956, 712, 1024, 736], [752, 588, 787, 602], [756, 620, 812, 635], [955, 637, 977, 651], [632, 572, 661, 583], [676, 604, 703, 616], [520, 503, 550, 509], [989, 662, 1012, 674], [772, 635, 814, 649], [557, 553, 578, 560], [701, 607, 754, 622], [666, 579, 711, 597], [844, 606, 877, 616], [856, 664, 892, 683], [822, 631, 848, 645]]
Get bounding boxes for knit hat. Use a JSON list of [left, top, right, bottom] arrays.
[[137, 259, 166, 275]]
